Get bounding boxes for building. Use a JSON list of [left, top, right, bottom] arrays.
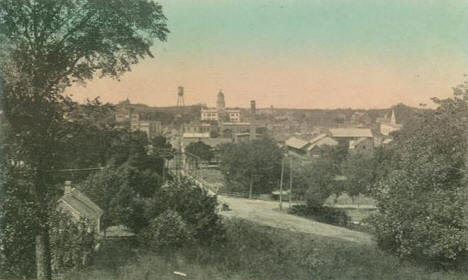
[[200, 90, 241, 122], [329, 127, 374, 154], [219, 122, 252, 138], [349, 137, 374, 154], [130, 112, 161, 139], [285, 137, 310, 156], [183, 122, 212, 134], [379, 109, 402, 136], [307, 134, 339, 158], [201, 108, 241, 122], [57, 181, 103, 234]]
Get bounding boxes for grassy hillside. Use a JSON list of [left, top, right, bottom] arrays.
[[67, 218, 468, 280]]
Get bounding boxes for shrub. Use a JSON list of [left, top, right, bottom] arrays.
[[146, 176, 225, 246], [289, 204, 350, 227], [49, 211, 98, 275], [369, 91, 468, 268], [138, 210, 194, 252]]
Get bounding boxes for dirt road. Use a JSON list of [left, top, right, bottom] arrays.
[[218, 195, 373, 245]]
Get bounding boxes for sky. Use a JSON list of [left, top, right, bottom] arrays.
[[67, 0, 468, 109]]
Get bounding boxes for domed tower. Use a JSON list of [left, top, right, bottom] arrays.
[[216, 90, 226, 112]]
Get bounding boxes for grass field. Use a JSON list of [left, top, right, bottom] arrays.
[[67, 218, 468, 280]]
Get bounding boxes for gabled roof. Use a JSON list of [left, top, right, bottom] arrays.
[[307, 134, 339, 151], [59, 188, 103, 220], [329, 128, 373, 138], [286, 137, 310, 150]]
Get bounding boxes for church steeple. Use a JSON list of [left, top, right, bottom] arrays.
[[390, 109, 397, 125]]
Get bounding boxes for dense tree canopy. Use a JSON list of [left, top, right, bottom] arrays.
[[185, 141, 214, 162], [370, 85, 468, 267], [218, 138, 283, 194], [0, 1, 169, 278]]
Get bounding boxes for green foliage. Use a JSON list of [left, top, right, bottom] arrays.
[[49, 211, 97, 275], [0, 174, 97, 278], [0, 1, 169, 276], [79, 164, 159, 233], [185, 141, 214, 162], [65, 218, 468, 280], [146, 176, 225, 246], [138, 210, 194, 252], [0, 171, 36, 279], [289, 205, 350, 227], [303, 158, 341, 207], [218, 137, 283, 193], [342, 153, 376, 199], [370, 87, 468, 267]]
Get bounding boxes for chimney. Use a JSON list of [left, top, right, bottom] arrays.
[[250, 100, 256, 114], [64, 181, 73, 195]]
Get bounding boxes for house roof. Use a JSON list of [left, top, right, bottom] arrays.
[[59, 188, 103, 220], [382, 138, 393, 144], [286, 137, 310, 150], [307, 135, 339, 151], [183, 132, 210, 138], [329, 128, 373, 138]]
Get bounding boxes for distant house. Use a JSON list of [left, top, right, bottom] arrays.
[[349, 137, 374, 154], [307, 134, 339, 158], [329, 128, 373, 139], [329, 127, 374, 154], [57, 181, 103, 234], [285, 137, 310, 155]]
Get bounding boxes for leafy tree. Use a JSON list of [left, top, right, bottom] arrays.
[[370, 87, 468, 267], [218, 137, 283, 194], [341, 153, 375, 203], [137, 210, 194, 253], [185, 141, 214, 162], [49, 211, 97, 275], [79, 164, 160, 233], [0, 1, 168, 278], [146, 176, 225, 246], [302, 158, 340, 208]]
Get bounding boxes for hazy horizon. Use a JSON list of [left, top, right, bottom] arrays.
[[66, 0, 468, 109]]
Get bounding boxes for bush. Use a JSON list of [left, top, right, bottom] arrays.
[[138, 210, 194, 252], [369, 92, 468, 268], [146, 176, 225, 246], [49, 211, 98, 275], [289, 204, 350, 227]]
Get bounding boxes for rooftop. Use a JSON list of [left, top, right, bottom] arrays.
[[286, 137, 310, 150], [329, 128, 373, 138], [59, 188, 103, 220], [183, 132, 210, 138]]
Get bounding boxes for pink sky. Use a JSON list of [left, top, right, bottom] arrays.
[[66, 0, 468, 109]]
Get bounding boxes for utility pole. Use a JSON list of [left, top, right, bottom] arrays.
[[289, 156, 293, 208], [279, 157, 285, 211], [249, 173, 253, 199]]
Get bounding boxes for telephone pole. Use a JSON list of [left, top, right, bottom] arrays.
[[279, 157, 285, 211], [289, 156, 293, 208]]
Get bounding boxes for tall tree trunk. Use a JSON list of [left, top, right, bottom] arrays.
[[464, 114, 468, 232], [35, 226, 52, 280], [34, 171, 52, 280]]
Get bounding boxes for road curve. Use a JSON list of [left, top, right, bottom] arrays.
[[218, 195, 373, 245]]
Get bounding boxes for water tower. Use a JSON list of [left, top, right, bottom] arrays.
[[177, 86, 185, 107]]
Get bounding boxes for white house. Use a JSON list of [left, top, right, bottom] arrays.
[[57, 181, 103, 234]]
